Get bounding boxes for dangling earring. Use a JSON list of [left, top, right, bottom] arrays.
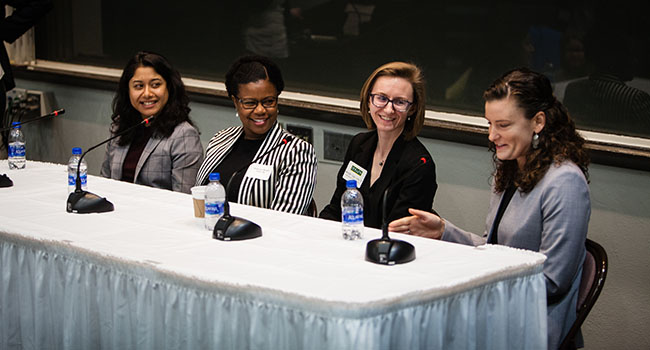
[[235, 112, 239, 118], [532, 133, 540, 149]]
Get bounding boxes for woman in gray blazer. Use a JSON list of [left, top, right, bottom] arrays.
[[101, 52, 203, 194], [390, 68, 591, 350]]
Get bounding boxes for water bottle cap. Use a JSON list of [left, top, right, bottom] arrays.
[[72, 147, 82, 154], [209, 172, 220, 181], [346, 180, 357, 188], [11, 122, 21, 129]]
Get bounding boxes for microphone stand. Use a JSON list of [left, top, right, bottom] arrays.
[[365, 189, 416, 265], [213, 168, 262, 241], [213, 135, 294, 241], [365, 156, 430, 265], [1, 109, 66, 188], [66, 116, 153, 213]]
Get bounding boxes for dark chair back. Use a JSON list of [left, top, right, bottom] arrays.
[[560, 238, 608, 350]]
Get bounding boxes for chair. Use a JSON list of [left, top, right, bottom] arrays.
[[559, 239, 608, 350]]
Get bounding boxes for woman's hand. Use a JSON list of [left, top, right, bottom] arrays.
[[388, 208, 445, 240]]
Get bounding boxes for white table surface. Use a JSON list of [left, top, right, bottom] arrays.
[[0, 161, 547, 349]]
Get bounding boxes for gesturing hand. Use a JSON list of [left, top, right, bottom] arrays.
[[388, 208, 445, 240]]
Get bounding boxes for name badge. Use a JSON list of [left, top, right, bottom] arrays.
[[342, 160, 367, 187], [245, 163, 273, 181]]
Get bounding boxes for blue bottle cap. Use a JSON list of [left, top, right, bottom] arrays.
[[11, 122, 21, 129], [346, 180, 357, 188], [209, 172, 220, 181], [72, 147, 82, 154]]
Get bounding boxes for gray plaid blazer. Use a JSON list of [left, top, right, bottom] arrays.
[[101, 121, 204, 194]]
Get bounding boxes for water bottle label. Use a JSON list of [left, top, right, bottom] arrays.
[[205, 202, 224, 216], [342, 209, 364, 224], [13, 145, 25, 157], [68, 174, 87, 186], [8, 145, 15, 157]]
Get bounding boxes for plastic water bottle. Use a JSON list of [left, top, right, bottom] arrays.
[[205, 172, 226, 231], [68, 147, 87, 193], [341, 179, 364, 240], [8, 122, 26, 169]]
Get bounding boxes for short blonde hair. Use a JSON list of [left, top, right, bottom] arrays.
[[359, 62, 426, 140]]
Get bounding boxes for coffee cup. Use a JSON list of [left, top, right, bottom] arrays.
[[191, 186, 206, 218]]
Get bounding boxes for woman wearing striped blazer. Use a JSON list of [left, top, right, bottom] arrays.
[[195, 55, 317, 215]]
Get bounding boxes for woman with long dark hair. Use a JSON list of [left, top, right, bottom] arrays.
[[389, 68, 590, 349], [101, 51, 203, 193]]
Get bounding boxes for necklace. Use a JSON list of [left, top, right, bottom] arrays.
[[378, 159, 385, 167]]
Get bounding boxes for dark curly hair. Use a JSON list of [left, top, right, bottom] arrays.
[[111, 51, 194, 146], [484, 68, 589, 193], [224, 54, 284, 99]]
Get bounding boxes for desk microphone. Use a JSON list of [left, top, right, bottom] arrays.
[[213, 135, 294, 241], [365, 155, 429, 265], [0, 108, 65, 132], [1, 109, 65, 188], [66, 116, 155, 213]]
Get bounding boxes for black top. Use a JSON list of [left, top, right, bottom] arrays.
[[488, 184, 517, 244], [319, 131, 437, 229], [210, 135, 264, 202], [121, 125, 154, 183]]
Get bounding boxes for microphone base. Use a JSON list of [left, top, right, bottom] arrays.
[[213, 215, 262, 241], [66, 190, 114, 214], [365, 238, 416, 265], [0, 174, 13, 187]]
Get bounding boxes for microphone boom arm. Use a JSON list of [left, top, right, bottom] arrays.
[[0, 109, 65, 132], [75, 117, 152, 191]]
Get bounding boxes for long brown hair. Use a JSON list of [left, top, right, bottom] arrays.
[[112, 51, 193, 146], [484, 68, 589, 193]]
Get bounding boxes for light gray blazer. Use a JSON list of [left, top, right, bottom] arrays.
[[442, 161, 590, 350], [100, 121, 204, 194], [195, 122, 317, 215]]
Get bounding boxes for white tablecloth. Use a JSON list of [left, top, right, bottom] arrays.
[[0, 161, 547, 349]]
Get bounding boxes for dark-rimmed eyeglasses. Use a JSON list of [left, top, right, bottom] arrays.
[[369, 94, 413, 112], [237, 96, 278, 110]]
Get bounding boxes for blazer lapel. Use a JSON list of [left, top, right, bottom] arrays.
[[354, 133, 377, 188], [111, 143, 129, 180], [254, 122, 283, 163], [134, 136, 163, 182], [197, 127, 243, 185]]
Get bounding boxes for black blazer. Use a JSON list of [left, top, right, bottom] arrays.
[[320, 131, 437, 229], [1, 0, 52, 90]]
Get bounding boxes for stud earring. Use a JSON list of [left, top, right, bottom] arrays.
[[532, 133, 540, 149], [235, 112, 239, 118]]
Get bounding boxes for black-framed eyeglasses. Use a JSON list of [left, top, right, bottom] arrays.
[[369, 94, 413, 112], [237, 96, 279, 110]]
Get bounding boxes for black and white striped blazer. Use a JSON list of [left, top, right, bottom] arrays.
[[195, 122, 317, 215]]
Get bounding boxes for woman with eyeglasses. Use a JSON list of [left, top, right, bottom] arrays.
[[319, 62, 437, 229], [101, 51, 203, 194], [195, 55, 317, 214]]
